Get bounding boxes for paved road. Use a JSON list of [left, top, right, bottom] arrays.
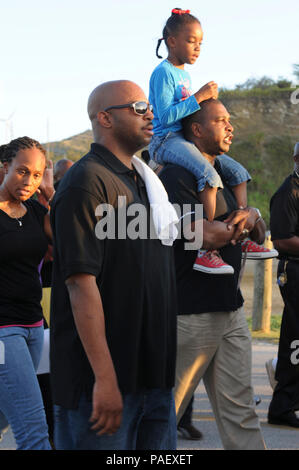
[[178, 340, 299, 450], [1, 340, 298, 450]]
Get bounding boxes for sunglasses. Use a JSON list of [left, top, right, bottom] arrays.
[[104, 101, 153, 116]]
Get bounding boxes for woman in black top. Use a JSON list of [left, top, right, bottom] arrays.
[[0, 137, 53, 450]]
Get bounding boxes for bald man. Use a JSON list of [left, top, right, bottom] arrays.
[[50, 81, 178, 450], [53, 158, 73, 187]]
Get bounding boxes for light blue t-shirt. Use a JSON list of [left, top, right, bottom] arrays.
[[149, 60, 200, 137]]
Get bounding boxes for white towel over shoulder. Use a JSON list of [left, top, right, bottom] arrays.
[[132, 156, 179, 246]]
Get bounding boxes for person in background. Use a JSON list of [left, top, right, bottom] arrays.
[[177, 395, 202, 440], [39, 158, 74, 286], [53, 158, 73, 188], [37, 157, 74, 446], [267, 142, 299, 428], [0, 167, 8, 444], [0, 137, 54, 450]]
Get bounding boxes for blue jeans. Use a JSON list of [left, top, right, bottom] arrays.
[[0, 410, 8, 434], [0, 326, 51, 450], [149, 131, 250, 192], [54, 388, 177, 450]]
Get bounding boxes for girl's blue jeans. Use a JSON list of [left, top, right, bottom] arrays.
[[149, 131, 250, 192], [0, 326, 51, 450]]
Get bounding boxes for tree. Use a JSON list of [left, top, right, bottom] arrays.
[[276, 77, 292, 89], [236, 76, 275, 90], [235, 75, 291, 91]]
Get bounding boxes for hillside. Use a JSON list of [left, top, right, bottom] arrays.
[[47, 129, 93, 161], [219, 88, 298, 220], [47, 87, 299, 224]]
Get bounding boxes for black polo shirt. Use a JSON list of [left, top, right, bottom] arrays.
[[159, 162, 244, 315], [270, 172, 299, 259], [50, 143, 177, 409]]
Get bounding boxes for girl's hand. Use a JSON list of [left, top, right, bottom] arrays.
[[194, 81, 218, 104]]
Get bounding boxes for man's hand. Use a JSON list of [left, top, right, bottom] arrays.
[[194, 81, 218, 104], [224, 207, 261, 244], [37, 159, 54, 205], [89, 378, 123, 436]]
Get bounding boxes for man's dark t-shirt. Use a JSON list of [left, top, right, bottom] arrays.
[[270, 172, 299, 259], [159, 161, 244, 315], [50, 143, 177, 409]]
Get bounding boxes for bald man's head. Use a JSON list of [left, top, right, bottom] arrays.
[[87, 80, 145, 123], [54, 158, 73, 183], [86, 80, 153, 156]]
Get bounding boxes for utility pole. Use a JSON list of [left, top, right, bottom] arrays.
[[252, 233, 273, 333], [0, 111, 15, 143], [46, 117, 51, 159]]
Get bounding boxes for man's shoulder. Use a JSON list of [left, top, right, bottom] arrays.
[[159, 164, 200, 208], [291, 173, 299, 195], [160, 163, 197, 194], [160, 163, 197, 183], [57, 148, 119, 193], [271, 174, 297, 202]]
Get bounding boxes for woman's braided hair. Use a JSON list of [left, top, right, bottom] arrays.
[[0, 136, 46, 164], [156, 8, 200, 59]]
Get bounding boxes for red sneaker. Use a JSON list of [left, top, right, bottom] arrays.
[[193, 250, 234, 275], [241, 239, 278, 259]]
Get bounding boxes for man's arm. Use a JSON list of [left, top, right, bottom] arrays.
[[65, 273, 123, 436], [273, 236, 299, 256], [160, 166, 265, 249], [247, 219, 267, 245], [270, 178, 299, 256], [189, 218, 237, 250], [224, 207, 266, 245], [189, 207, 266, 250]]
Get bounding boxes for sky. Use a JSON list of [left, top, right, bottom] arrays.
[[0, 0, 298, 145]]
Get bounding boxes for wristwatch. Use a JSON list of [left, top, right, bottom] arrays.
[[253, 208, 262, 224]]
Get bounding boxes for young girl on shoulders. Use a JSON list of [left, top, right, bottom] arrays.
[[149, 8, 252, 274]]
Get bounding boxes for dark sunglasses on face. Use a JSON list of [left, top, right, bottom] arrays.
[[104, 101, 153, 115]]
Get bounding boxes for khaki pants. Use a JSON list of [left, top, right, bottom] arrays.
[[175, 308, 265, 450]]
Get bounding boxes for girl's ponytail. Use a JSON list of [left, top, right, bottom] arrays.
[[156, 38, 164, 59]]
